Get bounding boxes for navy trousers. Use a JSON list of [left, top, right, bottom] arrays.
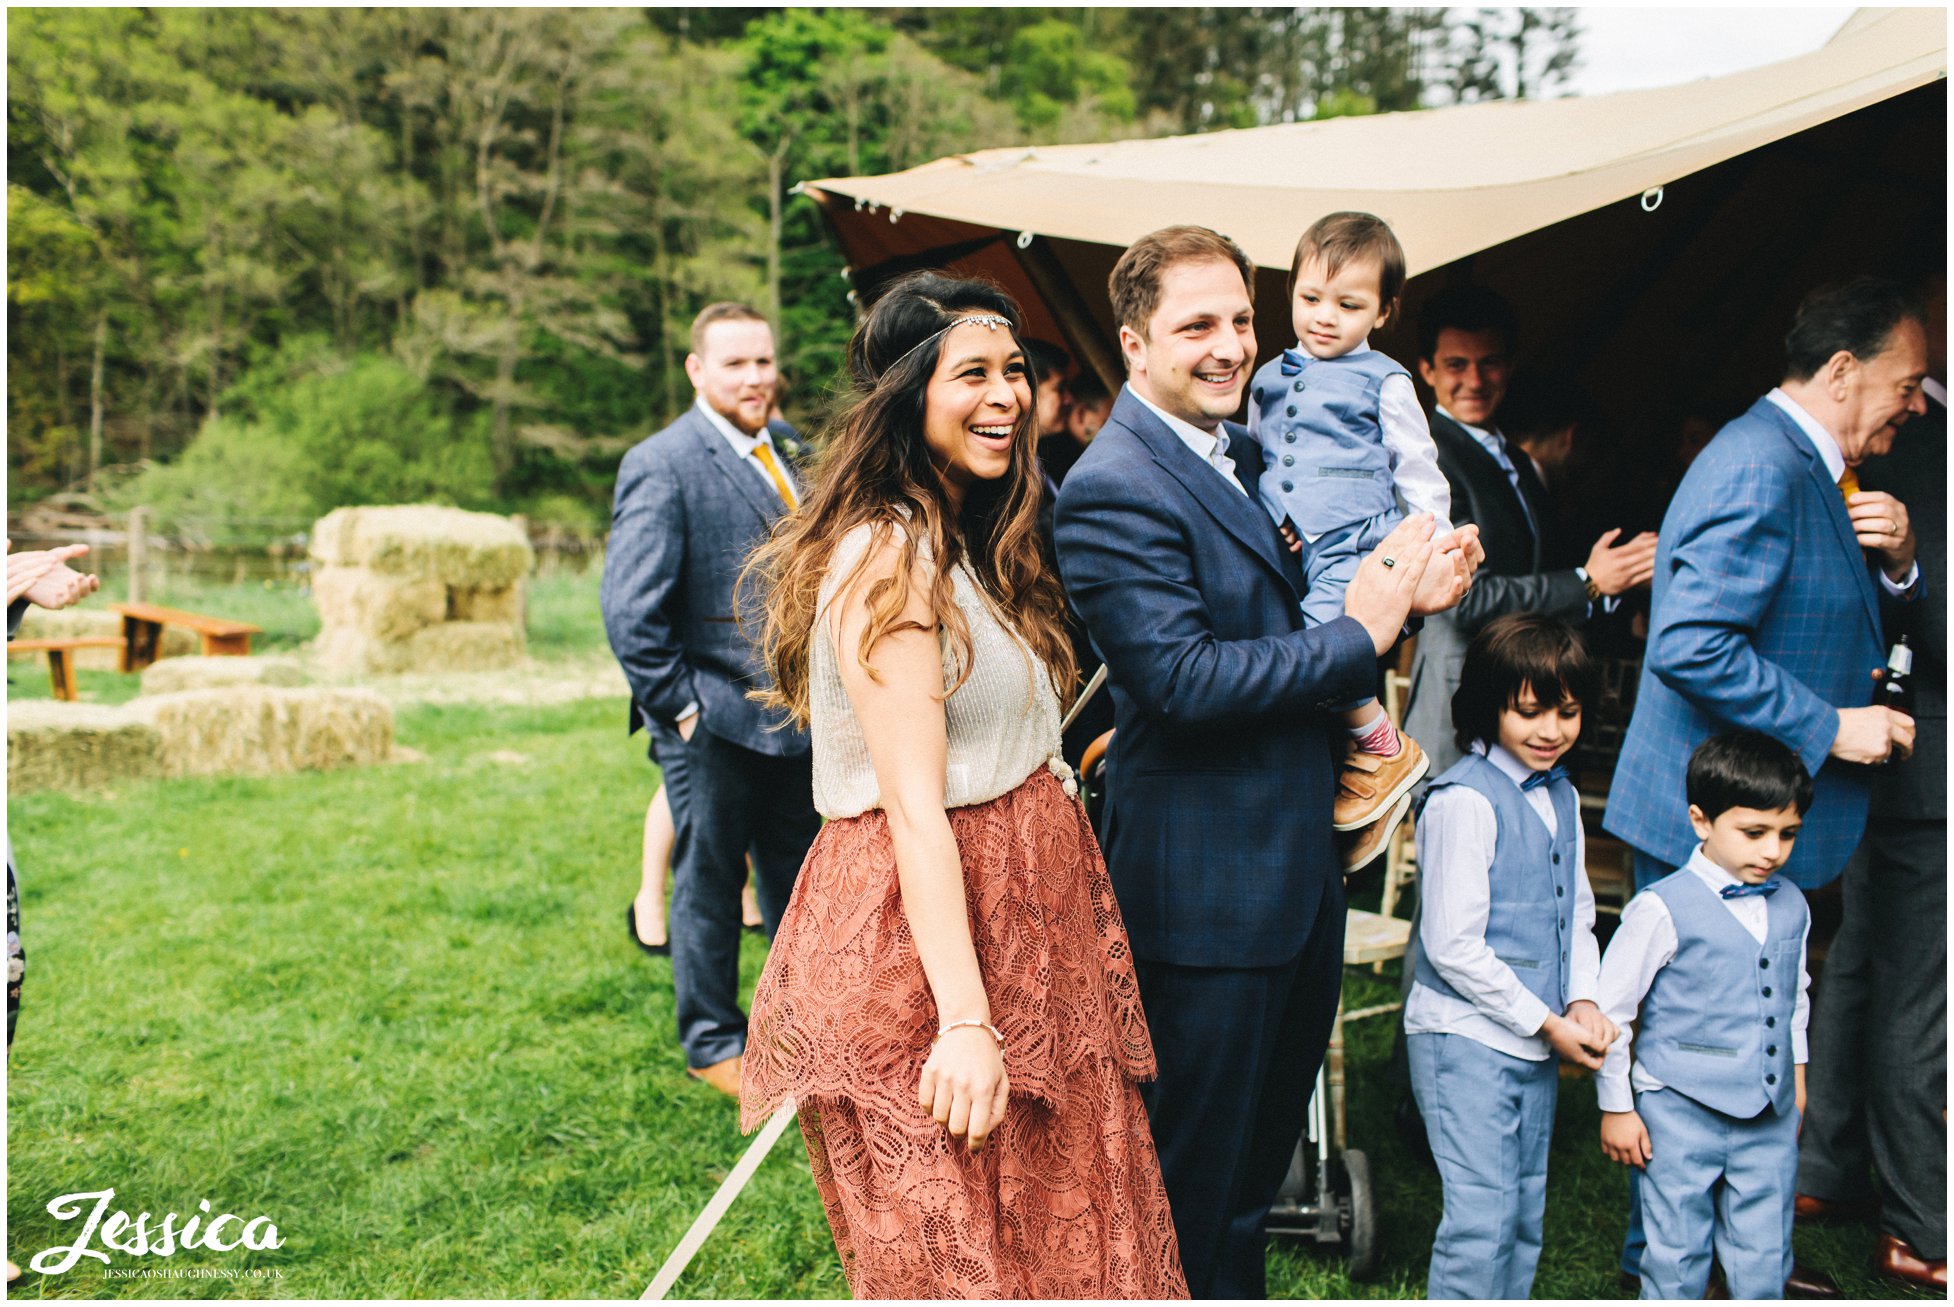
[[653, 721, 818, 1069], [1134, 872, 1346, 1299]]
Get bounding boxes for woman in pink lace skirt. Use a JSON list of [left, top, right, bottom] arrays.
[[738, 273, 1186, 1298]]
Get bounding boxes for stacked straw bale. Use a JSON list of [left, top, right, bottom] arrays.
[[140, 655, 307, 696], [129, 687, 394, 779], [309, 505, 533, 674], [8, 702, 163, 791], [9, 607, 195, 670]]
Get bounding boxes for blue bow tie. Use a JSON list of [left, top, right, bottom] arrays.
[[1720, 880, 1780, 900], [1519, 765, 1569, 792], [1279, 348, 1311, 377]]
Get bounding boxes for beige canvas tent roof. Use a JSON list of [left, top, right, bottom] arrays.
[[802, 8, 1944, 535], [809, 8, 1941, 282]]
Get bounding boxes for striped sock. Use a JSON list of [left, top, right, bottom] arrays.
[[1348, 710, 1401, 758]]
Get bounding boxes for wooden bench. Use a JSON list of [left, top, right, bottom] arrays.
[[111, 602, 262, 672], [7, 636, 127, 702]]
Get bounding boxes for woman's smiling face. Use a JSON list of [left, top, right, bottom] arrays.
[[922, 319, 1030, 505]]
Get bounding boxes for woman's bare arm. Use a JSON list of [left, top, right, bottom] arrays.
[[830, 534, 1009, 1150]]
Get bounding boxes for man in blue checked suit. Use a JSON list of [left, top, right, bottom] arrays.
[[1054, 227, 1481, 1298], [1606, 277, 1928, 894], [601, 302, 819, 1098]]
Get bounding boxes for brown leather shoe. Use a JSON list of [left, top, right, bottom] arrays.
[[1339, 793, 1412, 872], [1794, 1191, 1873, 1225], [1332, 734, 1428, 831], [1783, 1259, 1843, 1299], [685, 1055, 743, 1099], [1874, 1234, 1948, 1290]]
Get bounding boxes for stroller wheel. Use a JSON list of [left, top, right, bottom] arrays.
[[1342, 1149, 1381, 1281]]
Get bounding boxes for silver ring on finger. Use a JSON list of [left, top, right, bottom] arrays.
[[1382, 557, 1397, 569]]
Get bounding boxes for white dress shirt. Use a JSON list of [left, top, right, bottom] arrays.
[[1129, 385, 1248, 496], [1439, 405, 1538, 539], [1593, 845, 1812, 1114], [1405, 741, 1602, 1061], [1765, 387, 1919, 595], [695, 395, 798, 504], [1247, 342, 1453, 538]]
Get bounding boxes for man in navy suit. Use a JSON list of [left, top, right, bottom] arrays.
[[1054, 227, 1481, 1297], [601, 303, 819, 1098]]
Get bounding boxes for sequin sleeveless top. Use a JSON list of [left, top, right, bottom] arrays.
[[811, 522, 1068, 819]]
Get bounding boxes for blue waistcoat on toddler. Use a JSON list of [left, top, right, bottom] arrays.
[[1638, 869, 1807, 1119], [1250, 347, 1408, 539], [1412, 752, 1580, 1013]]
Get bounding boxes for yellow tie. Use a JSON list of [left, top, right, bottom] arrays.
[[752, 441, 798, 507], [1838, 467, 1861, 504]]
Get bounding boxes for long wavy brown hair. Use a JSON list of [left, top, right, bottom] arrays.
[[743, 272, 1077, 727]]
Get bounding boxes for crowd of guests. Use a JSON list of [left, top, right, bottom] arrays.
[[600, 207, 1943, 1300]]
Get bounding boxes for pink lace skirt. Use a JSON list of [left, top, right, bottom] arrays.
[[740, 768, 1187, 1299]]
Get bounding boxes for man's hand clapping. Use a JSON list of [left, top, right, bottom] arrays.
[[1345, 515, 1438, 656], [1584, 528, 1658, 596], [6, 541, 99, 610]]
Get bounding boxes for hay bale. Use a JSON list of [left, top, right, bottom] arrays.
[[9, 607, 195, 670], [309, 505, 533, 587], [131, 686, 394, 778], [446, 584, 522, 625], [404, 621, 525, 672], [140, 655, 306, 696], [7, 701, 163, 791], [311, 565, 447, 641]]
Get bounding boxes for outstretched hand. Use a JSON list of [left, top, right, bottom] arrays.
[[7, 542, 98, 610]]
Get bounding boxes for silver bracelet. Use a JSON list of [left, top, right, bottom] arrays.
[[934, 1018, 1004, 1048]]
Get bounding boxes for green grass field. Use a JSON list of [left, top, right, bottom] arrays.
[[4, 575, 1927, 1298]]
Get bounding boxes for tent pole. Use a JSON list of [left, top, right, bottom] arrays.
[[1014, 236, 1124, 393]]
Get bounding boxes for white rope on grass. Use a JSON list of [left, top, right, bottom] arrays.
[[642, 1099, 798, 1300]]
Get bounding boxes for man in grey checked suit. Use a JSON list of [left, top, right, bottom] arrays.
[[601, 302, 819, 1097], [1797, 275, 1946, 1290]]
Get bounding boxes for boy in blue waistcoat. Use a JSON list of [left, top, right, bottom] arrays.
[[1404, 613, 1618, 1298], [1596, 730, 1815, 1300], [1248, 211, 1457, 866]]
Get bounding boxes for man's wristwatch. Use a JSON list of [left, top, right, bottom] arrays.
[[1578, 566, 1602, 604]]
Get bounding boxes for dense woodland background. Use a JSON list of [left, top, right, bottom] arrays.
[[7, 7, 1579, 538]]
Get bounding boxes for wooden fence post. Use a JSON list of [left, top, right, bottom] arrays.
[[127, 506, 150, 604]]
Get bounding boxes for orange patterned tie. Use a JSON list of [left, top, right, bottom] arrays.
[[752, 441, 798, 507], [1839, 467, 1861, 503]]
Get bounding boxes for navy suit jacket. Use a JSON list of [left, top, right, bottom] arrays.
[[600, 406, 809, 757], [1054, 388, 1378, 968], [1604, 395, 1914, 886]]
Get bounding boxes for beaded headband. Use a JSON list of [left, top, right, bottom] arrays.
[[879, 312, 1017, 382]]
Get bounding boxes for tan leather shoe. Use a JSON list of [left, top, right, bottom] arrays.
[[1332, 734, 1428, 831], [1340, 793, 1412, 872], [685, 1055, 743, 1099], [1874, 1234, 1948, 1290]]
